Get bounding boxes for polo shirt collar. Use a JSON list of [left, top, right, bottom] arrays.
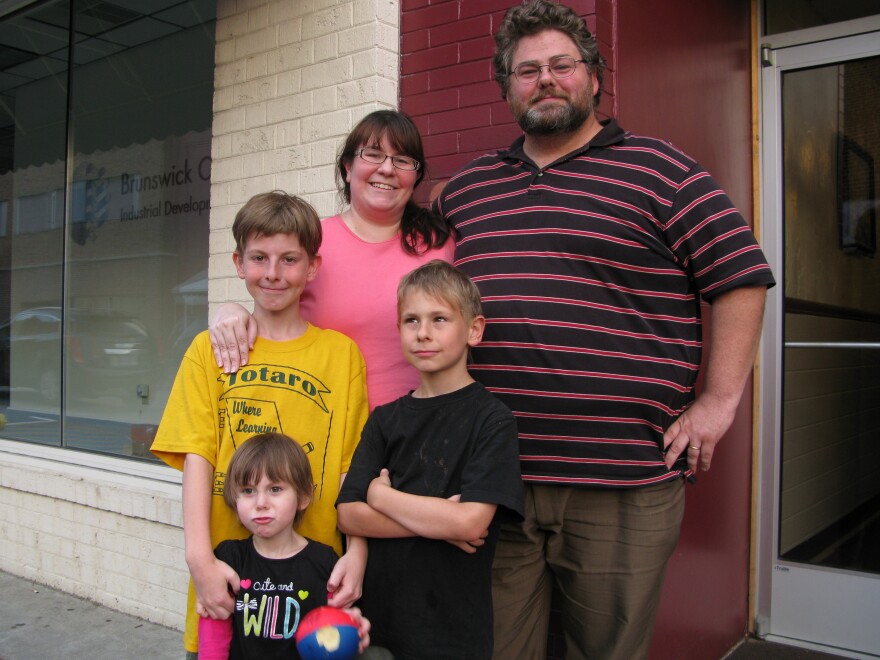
[[501, 118, 626, 167]]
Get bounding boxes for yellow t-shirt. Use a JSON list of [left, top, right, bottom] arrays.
[[151, 325, 368, 652]]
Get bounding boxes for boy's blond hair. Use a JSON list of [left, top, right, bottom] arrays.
[[223, 433, 314, 527], [397, 259, 483, 321], [232, 191, 322, 258]]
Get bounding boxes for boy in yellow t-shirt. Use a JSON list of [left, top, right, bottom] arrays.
[[151, 191, 369, 656]]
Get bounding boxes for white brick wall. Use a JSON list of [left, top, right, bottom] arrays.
[[0, 442, 187, 630], [210, 0, 401, 312]]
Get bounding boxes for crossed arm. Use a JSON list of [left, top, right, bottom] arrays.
[[338, 469, 496, 551]]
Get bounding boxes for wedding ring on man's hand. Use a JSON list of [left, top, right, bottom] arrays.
[[688, 445, 700, 451]]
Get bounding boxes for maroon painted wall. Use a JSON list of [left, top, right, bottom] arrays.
[[615, 1, 754, 215], [400, 1, 756, 658], [615, 3, 755, 659], [400, 0, 614, 203]]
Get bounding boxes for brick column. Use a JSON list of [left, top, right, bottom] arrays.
[[209, 0, 401, 310]]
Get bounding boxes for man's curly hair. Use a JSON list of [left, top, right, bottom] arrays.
[[493, 0, 606, 102]]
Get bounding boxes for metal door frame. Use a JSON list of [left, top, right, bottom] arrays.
[[756, 27, 880, 658]]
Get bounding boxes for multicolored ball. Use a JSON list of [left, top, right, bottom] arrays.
[[295, 606, 360, 660]]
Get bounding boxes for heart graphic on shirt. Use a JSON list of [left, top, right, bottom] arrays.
[[298, 590, 309, 600], [240, 579, 252, 589]]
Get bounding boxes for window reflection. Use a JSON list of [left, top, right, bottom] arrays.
[[0, 0, 69, 445], [779, 56, 880, 574], [0, 0, 215, 460], [764, 0, 879, 35]]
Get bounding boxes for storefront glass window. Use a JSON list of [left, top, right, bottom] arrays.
[[0, 0, 215, 460], [764, 0, 880, 35]]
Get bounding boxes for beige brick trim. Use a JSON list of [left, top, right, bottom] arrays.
[[209, 0, 401, 312], [0, 442, 186, 630]]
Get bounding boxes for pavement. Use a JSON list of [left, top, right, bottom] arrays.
[[0, 571, 181, 660], [0, 569, 852, 660]]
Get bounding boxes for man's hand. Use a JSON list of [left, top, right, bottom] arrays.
[[663, 392, 736, 473], [208, 302, 257, 373], [664, 285, 767, 474], [190, 556, 239, 619]]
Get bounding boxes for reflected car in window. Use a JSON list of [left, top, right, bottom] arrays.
[[0, 307, 158, 406]]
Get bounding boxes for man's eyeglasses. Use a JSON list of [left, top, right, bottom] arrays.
[[355, 148, 421, 171], [510, 56, 588, 83]]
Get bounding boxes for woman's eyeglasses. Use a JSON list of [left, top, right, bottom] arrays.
[[355, 148, 421, 171]]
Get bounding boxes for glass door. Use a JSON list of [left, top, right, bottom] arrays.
[[758, 30, 880, 656]]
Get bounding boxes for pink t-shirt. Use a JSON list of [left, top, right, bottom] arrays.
[[301, 214, 455, 410]]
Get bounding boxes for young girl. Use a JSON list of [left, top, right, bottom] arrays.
[[198, 432, 370, 659]]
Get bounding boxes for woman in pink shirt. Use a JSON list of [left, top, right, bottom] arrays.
[[210, 110, 454, 409]]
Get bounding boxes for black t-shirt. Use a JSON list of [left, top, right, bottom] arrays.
[[215, 537, 338, 660], [337, 382, 524, 660]]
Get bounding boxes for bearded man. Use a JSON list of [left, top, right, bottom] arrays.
[[435, 1, 775, 658]]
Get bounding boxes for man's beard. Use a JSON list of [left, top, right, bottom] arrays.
[[510, 88, 594, 136]]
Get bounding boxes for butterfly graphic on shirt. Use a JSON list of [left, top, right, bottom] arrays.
[[236, 599, 259, 611]]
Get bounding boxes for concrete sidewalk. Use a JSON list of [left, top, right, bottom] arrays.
[[0, 570, 851, 660], [0, 571, 181, 660]]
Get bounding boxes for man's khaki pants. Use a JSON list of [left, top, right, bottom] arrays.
[[491, 480, 684, 660]]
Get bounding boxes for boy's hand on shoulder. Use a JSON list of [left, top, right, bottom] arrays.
[[192, 557, 239, 619]]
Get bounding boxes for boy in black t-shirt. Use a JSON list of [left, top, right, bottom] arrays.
[[198, 433, 371, 660], [337, 260, 524, 660]]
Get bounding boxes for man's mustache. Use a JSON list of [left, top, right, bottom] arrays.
[[531, 91, 568, 103]]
